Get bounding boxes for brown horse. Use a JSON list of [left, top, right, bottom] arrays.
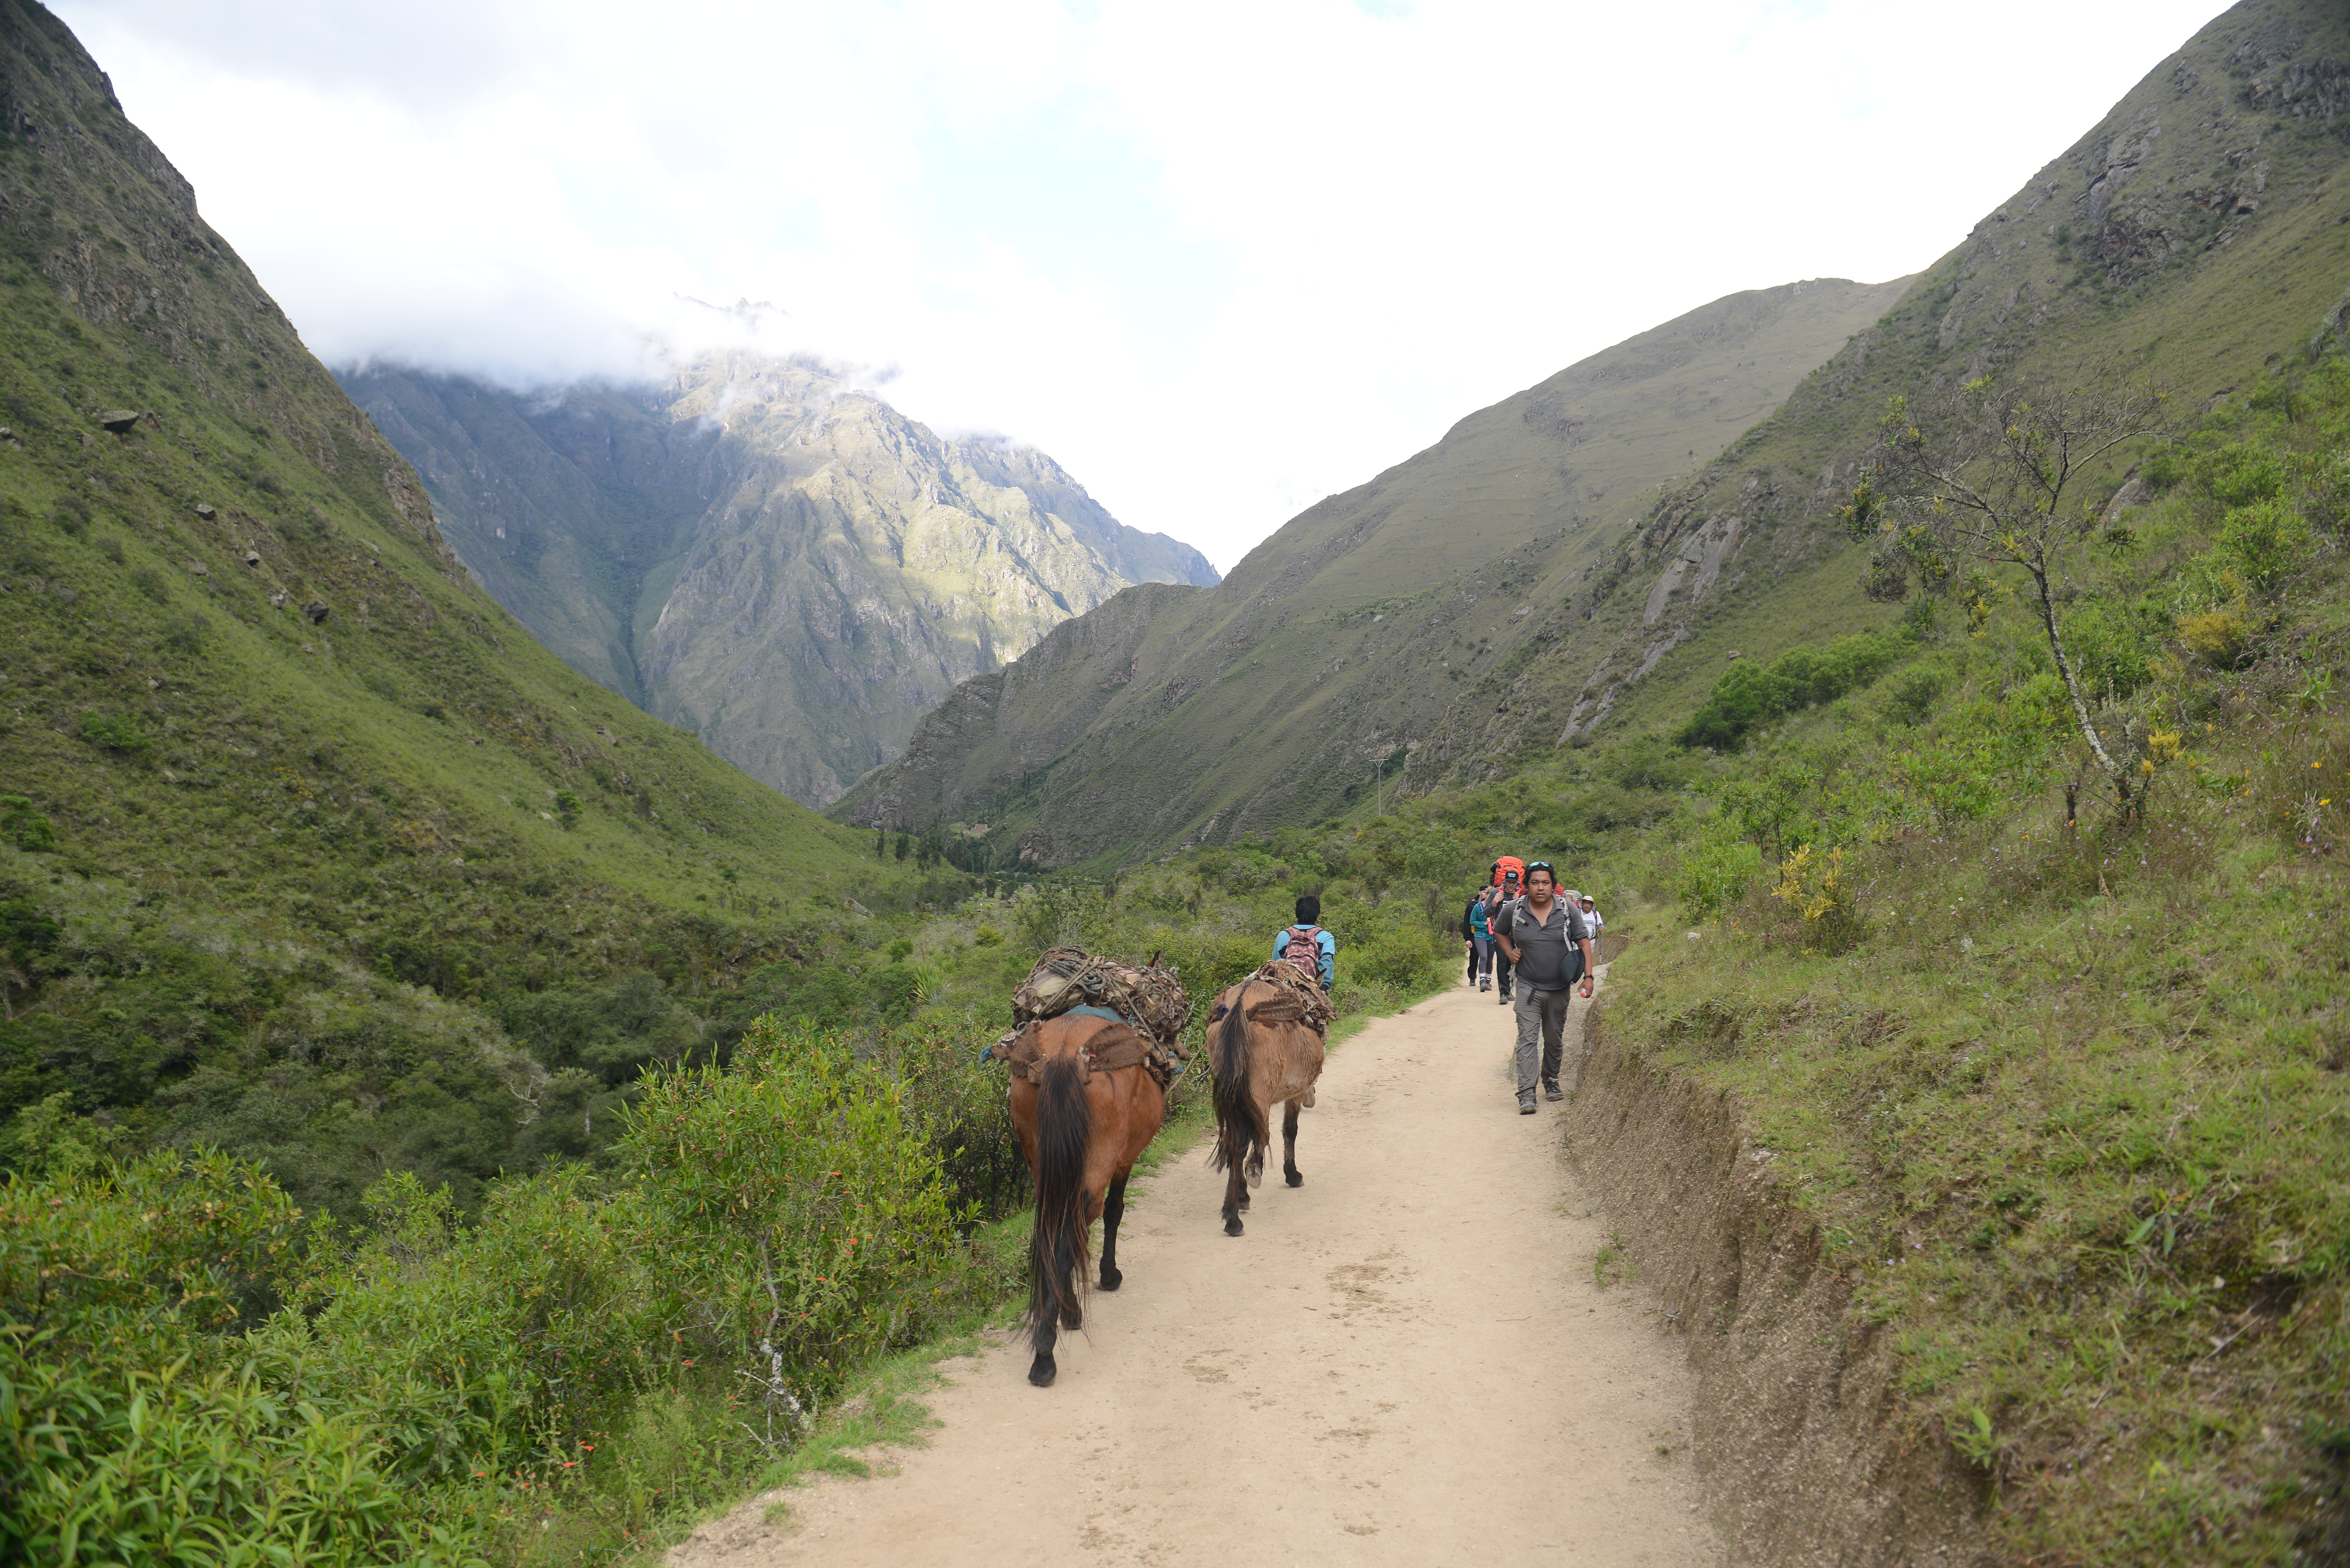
[[1007, 1013, 1168, 1387], [1207, 977, 1328, 1237]]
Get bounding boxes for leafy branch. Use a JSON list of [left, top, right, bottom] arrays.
[[1843, 370, 2170, 814]]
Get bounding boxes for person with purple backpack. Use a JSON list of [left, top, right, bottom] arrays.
[[1273, 894, 1336, 990]]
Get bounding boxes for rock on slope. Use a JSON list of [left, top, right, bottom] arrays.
[[344, 358, 1219, 807], [830, 275, 1912, 860]]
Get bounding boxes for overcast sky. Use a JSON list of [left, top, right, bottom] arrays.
[[59, 0, 2225, 570]]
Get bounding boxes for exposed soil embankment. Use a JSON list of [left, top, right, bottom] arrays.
[[1563, 999, 1991, 1568]]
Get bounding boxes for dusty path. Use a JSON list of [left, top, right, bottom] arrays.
[[672, 974, 1720, 1567]]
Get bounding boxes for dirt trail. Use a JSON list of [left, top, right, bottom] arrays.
[[671, 974, 1721, 1567]]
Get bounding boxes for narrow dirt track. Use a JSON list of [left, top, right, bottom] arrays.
[[671, 972, 1722, 1567]]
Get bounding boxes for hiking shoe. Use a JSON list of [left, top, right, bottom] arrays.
[[1478, 976, 1490, 991], [1518, 1095, 1536, 1115], [1543, 1080, 1564, 1101]]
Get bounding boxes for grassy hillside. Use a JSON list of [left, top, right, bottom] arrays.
[[0, 0, 899, 1215], [830, 276, 1913, 860], [1576, 364, 2347, 1562], [345, 356, 1220, 808]]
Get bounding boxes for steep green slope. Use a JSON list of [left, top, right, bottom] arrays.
[[0, 0, 886, 1214], [344, 358, 1220, 807], [831, 275, 1913, 859]]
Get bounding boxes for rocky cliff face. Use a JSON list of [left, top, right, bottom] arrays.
[[344, 357, 1217, 805]]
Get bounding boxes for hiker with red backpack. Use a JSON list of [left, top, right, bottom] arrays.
[[1482, 858, 1523, 1003], [1273, 894, 1336, 990], [1493, 862, 1596, 1114]]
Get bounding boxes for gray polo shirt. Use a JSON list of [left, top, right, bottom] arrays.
[[1495, 895, 1589, 992]]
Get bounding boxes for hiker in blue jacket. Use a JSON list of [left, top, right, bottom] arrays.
[[1460, 890, 1495, 991], [1273, 894, 1336, 989]]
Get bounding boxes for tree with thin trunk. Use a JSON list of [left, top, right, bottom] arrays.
[[1840, 370, 2169, 815]]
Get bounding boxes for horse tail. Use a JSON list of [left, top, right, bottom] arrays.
[[1210, 983, 1268, 1177], [1027, 1055, 1093, 1351]]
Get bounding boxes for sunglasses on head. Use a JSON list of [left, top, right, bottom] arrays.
[[1524, 861, 1554, 874]]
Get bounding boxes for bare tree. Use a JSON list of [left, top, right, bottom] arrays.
[[1840, 370, 2169, 813]]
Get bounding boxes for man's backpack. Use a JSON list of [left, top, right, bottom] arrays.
[[1489, 855, 1525, 889], [1283, 924, 1324, 977]]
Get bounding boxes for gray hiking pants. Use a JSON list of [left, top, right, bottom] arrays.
[[1512, 986, 1572, 1096]]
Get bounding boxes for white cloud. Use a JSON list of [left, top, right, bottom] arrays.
[[59, 0, 2226, 569]]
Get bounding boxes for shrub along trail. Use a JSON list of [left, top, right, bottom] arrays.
[[670, 974, 1719, 1567]]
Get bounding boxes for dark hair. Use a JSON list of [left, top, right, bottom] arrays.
[[1524, 863, 1557, 887], [1295, 894, 1321, 925]]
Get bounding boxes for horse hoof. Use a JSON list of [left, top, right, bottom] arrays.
[[1099, 1267, 1122, 1291], [1028, 1357, 1057, 1387], [1224, 1216, 1245, 1237], [1285, 1171, 1304, 1188], [1059, 1305, 1083, 1331]]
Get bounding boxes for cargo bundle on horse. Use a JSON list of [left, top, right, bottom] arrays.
[[987, 947, 1191, 1386], [1205, 960, 1330, 1237]]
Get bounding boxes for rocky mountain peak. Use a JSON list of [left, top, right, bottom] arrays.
[[345, 352, 1216, 806]]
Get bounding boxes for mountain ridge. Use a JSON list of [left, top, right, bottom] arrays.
[[344, 357, 1218, 807], [831, 273, 1914, 857], [836, 0, 2350, 867]]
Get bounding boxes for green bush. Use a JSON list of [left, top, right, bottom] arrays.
[[1344, 914, 1450, 994], [2214, 499, 2312, 602], [1884, 666, 1947, 725], [76, 710, 153, 760], [619, 1017, 973, 1392], [1679, 633, 1905, 750], [1673, 835, 1762, 922], [0, 794, 54, 852], [1, 1151, 445, 1566], [1011, 882, 1112, 954], [2197, 444, 2287, 508], [0, 1012, 993, 1566]]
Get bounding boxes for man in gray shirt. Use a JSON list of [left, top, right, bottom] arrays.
[[1492, 862, 1595, 1114]]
